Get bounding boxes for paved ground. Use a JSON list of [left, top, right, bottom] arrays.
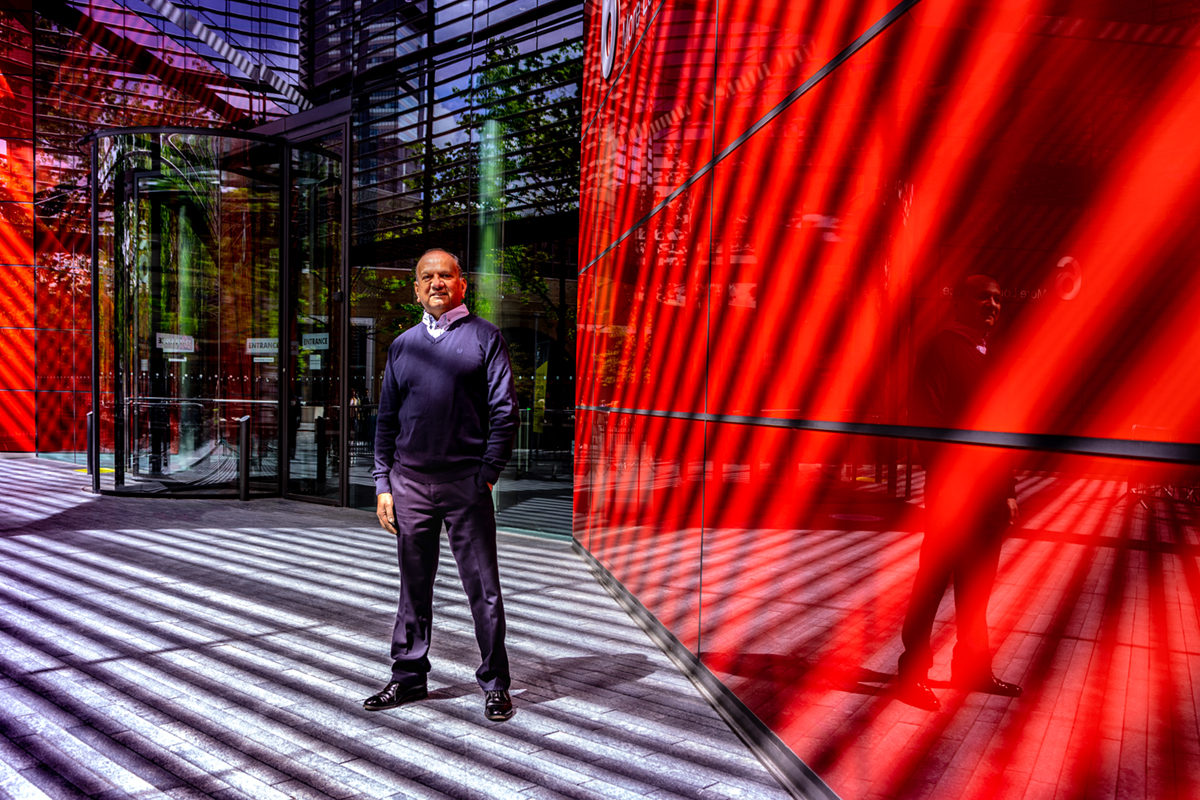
[[0, 458, 792, 800]]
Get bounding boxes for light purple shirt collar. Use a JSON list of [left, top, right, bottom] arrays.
[[422, 304, 469, 337]]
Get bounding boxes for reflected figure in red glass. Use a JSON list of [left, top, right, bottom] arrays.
[[896, 274, 1023, 711]]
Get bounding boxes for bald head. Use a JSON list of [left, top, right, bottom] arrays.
[[415, 249, 467, 318], [418, 248, 462, 278]]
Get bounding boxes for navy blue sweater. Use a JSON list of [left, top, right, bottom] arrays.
[[372, 313, 518, 493], [914, 326, 1016, 504]]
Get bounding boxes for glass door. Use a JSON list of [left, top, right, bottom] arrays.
[[92, 129, 283, 496], [285, 129, 345, 502]]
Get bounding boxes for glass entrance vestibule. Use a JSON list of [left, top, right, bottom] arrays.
[[88, 126, 350, 503]]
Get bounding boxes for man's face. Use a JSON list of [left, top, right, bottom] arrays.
[[414, 253, 467, 318], [954, 277, 1002, 333]]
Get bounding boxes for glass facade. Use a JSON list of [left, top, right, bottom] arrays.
[[4, 0, 582, 536], [0, 0, 298, 456], [580, 0, 1200, 797], [324, 2, 583, 532], [9, 0, 1200, 792]]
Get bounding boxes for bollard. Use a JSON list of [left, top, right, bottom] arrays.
[[237, 415, 251, 501], [316, 415, 327, 489], [86, 411, 94, 476]]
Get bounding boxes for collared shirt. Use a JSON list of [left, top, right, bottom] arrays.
[[422, 304, 469, 338], [947, 320, 988, 354]]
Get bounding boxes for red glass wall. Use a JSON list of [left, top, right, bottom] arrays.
[[0, 2, 35, 450], [0, 0, 287, 454], [579, 0, 1200, 796]]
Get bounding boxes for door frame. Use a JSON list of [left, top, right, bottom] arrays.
[[279, 116, 352, 506]]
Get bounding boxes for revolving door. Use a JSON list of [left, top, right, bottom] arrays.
[[89, 127, 347, 501]]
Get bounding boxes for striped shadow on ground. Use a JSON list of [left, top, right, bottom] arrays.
[[0, 458, 793, 800]]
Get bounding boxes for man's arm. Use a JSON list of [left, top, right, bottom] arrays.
[[373, 342, 402, 534], [479, 330, 519, 486], [912, 341, 948, 429]]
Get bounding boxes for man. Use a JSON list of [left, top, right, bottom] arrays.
[[896, 274, 1023, 711], [365, 248, 519, 721]]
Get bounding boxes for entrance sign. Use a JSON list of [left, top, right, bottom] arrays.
[[302, 332, 330, 350], [245, 337, 279, 355]]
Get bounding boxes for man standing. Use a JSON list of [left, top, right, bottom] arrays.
[[365, 248, 519, 721], [895, 274, 1023, 711]]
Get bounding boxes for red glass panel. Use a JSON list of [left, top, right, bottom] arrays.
[[701, 0, 1200, 442], [73, 266, 91, 331], [578, 410, 706, 651], [0, 139, 32, 202], [35, 329, 73, 392], [0, 201, 33, 264], [576, 175, 710, 414], [575, 268, 602, 412], [0, 7, 33, 70], [0, 262, 32, 326], [0, 389, 33, 451], [698, 426, 921, 785], [72, 332, 90, 393], [706, 67, 904, 421], [0, 71, 33, 139], [96, 392, 114, 450], [0, 326, 33, 390], [581, 0, 718, 265], [713, 0, 895, 156], [34, 265, 78, 329], [35, 390, 71, 451], [33, 150, 85, 217], [573, 405, 593, 549]]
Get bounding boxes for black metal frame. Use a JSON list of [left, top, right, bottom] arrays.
[[88, 125, 356, 504], [279, 115, 353, 507]]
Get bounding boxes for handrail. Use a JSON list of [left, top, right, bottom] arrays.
[[237, 415, 251, 501]]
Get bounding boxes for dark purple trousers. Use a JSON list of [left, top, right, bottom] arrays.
[[899, 469, 1008, 682], [389, 471, 510, 691]]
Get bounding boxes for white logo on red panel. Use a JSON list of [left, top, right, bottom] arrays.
[[601, 0, 653, 82], [601, 0, 619, 80]]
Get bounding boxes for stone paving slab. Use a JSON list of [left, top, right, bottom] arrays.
[[0, 458, 792, 799]]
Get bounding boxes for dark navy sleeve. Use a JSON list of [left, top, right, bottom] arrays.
[[373, 339, 402, 495], [479, 329, 519, 485]]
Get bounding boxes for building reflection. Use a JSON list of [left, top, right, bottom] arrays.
[[4, 0, 582, 536], [579, 420, 1200, 797], [580, 0, 1200, 796]]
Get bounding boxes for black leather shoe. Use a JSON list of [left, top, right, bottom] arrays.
[[363, 681, 428, 711], [952, 672, 1023, 697], [484, 689, 514, 721], [894, 678, 941, 711]]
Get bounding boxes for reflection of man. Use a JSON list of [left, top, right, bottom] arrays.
[[349, 388, 361, 447], [896, 274, 1023, 711], [365, 249, 519, 721]]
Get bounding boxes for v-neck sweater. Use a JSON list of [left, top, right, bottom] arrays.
[[373, 313, 518, 492], [914, 326, 1016, 503]]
